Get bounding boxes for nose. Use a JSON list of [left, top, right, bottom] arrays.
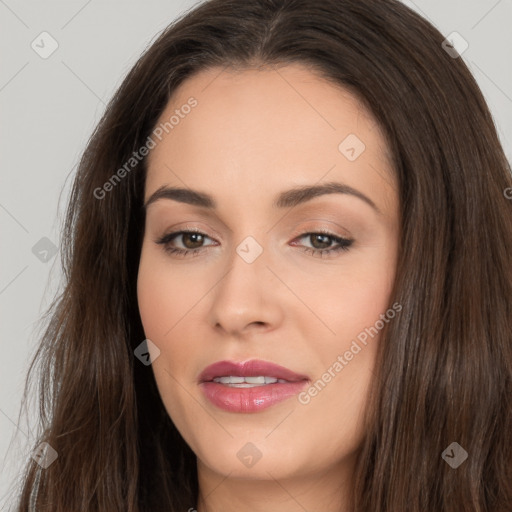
[[207, 237, 284, 338]]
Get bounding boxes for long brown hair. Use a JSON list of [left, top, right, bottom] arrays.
[[13, 0, 512, 510]]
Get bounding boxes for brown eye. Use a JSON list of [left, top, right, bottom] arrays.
[[309, 233, 333, 250], [181, 232, 205, 249], [155, 229, 216, 257], [291, 231, 354, 258]]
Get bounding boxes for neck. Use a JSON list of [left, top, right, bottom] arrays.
[[195, 455, 356, 512]]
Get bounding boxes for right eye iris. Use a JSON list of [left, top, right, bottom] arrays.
[[180, 232, 205, 249]]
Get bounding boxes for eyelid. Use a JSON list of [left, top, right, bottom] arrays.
[[157, 222, 224, 241], [289, 218, 353, 240], [157, 220, 352, 245]]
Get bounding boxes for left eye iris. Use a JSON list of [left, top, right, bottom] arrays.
[[307, 233, 333, 249]]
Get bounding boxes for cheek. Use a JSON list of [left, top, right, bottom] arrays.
[[136, 246, 206, 393], [344, 243, 397, 323], [294, 245, 396, 416], [136, 251, 197, 424], [137, 268, 172, 340], [294, 247, 396, 345], [136, 246, 196, 340]]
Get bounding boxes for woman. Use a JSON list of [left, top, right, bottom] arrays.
[[15, 0, 512, 510]]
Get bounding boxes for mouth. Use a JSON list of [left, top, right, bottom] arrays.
[[198, 359, 309, 413], [210, 375, 291, 387]]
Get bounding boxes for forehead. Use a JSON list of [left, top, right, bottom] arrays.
[[144, 63, 395, 213]]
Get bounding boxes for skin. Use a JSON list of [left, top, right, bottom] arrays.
[[137, 63, 399, 512]]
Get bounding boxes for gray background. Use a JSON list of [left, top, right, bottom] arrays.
[[1, 0, 511, 508]]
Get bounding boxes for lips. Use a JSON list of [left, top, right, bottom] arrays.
[[198, 359, 308, 383], [198, 359, 309, 413]]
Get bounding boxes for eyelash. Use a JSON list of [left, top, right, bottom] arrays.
[[155, 228, 354, 259]]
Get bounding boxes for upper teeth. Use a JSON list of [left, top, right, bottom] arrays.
[[212, 376, 287, 385]]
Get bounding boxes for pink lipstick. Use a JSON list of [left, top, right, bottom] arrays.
[[198, 359, 309, 413]]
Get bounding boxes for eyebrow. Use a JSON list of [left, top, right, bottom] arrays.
[[143, 181, 381, 215]]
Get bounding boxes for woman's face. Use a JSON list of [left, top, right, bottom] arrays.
[[137, 63, 399, 487]]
